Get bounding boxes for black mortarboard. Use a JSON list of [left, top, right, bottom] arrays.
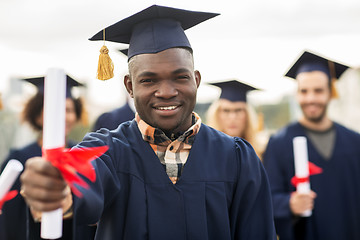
[[118, 49, 128, 57], [209, 80, 258, 102], [22, 75, 84, 98], [89, 5, 219, 60], [285, 50, 350, 80]]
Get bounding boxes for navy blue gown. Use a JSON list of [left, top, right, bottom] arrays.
[[0, 141, 96, 240], [92, 102, 135, 131], [263, 122, 360, 240], [72, 120, 276, 239]]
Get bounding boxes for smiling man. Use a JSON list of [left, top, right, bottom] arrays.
[[263, 50, 360, 240], [125, 48, 200, 137], [19, 5, 276, 239]]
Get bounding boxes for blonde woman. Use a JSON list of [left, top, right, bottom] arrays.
[[206, 80, 263, 157]]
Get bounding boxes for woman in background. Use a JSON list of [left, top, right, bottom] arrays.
[[0, 75, 95, 240], [206, 79, 264, 158]]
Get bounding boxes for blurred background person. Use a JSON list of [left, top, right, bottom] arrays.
[[0, 92, 19, 165], [206, 79, 264, 157], [0, 75, 96, 240], [93, 95, 135, 131], [263, 50, 360, 240]]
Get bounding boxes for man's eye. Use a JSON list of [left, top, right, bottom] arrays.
[[140, 79, 152, 83], [176, 75, 190, 80]]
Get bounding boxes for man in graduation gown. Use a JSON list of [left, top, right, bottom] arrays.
[[263, 50, 360, 240], [19, 5, 276, 240]]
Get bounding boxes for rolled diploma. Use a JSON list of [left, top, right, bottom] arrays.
[[293, 136, 312, 217], [0, 160, 23, 199], [41, 68, 66, 239]]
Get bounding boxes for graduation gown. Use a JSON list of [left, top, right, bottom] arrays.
[[74, 120, 276, 240], [263, 122, 360, 240], [92, 102, 135, 131], [0, 141, 96, 240]]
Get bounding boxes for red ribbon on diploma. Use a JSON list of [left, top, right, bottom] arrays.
[[0, 190, 18, 213], [291, 162, 323, 187], [43, 146, 108, 197]]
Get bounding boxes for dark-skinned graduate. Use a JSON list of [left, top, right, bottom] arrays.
[[263, 50, 360, 240], [0, 75, 96, 239], [20, 5, 276, 240]]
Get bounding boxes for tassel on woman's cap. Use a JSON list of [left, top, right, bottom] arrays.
[[96, 29, 114, 80]]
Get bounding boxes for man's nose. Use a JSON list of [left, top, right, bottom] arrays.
[[154, 81, 178, 99]]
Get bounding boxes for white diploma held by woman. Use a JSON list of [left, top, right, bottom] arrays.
[[0, 159, 24, 212]]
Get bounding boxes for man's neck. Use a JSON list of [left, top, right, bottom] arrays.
[[298, 116, 333, 132]]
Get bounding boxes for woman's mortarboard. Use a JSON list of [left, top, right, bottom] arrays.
[[284, 50, 350, 98], [22, 75, 84, 98], [209, 80, 258, 102], [89, 5, 219, 80]]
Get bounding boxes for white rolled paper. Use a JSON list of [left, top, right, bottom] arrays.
[[0, 159, 23, 200], [293, 136, 312, 217], [41, 68, 66, 239]]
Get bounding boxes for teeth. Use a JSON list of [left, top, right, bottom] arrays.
[[156, 106, 177, 110]]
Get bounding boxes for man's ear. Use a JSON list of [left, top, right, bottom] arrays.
[[124, 74, 134, 98], [194, 70, 201, 88]]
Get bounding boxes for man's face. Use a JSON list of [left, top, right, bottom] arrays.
[[296, 71, 331, 123], [124, 48, 201, 133]]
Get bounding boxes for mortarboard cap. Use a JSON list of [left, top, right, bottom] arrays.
[[89, 5, 219, 60], [22, 75, 84, 98], [285, 50, 350, 80], [118, 48, 128, 57], [285, 50, 350, 98], [209, 80, 258, 102]]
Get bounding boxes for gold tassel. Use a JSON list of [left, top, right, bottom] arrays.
[[330, 78, 339, 99], [97, 45, 114, 80], [96, 29, 114, 80], [328, 61, 339, 99]]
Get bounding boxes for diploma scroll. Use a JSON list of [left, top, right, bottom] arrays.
[[0, 159, 23, 200], [41, 68, 66, 239], [292, 136, 312, 217]]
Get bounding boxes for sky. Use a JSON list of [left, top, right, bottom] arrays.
[[1, 0, 360, 116]]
